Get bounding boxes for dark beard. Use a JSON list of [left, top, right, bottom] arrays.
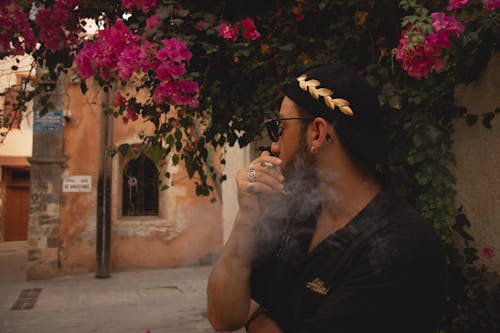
[[280, 137, 320, 219]]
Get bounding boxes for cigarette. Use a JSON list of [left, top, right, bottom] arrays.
[[261, 162, 274, 168]]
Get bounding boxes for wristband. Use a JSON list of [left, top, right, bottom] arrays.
[[244, 306, 270, 332]]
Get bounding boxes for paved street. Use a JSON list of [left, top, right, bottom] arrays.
[[0, 241, 241, 333]]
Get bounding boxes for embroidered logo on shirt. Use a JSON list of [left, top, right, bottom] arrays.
[[305, 278, 331, 295]]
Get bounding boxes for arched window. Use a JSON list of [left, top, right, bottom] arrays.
[[122, 155, 159, 216]]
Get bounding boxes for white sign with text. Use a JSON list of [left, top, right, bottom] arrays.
[[63, 175, 92, 193]]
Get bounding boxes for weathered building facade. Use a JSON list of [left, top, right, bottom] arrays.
[[1, 58, 225, 279]]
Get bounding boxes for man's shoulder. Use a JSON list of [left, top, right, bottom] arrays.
[[363, 190, 445, 270]]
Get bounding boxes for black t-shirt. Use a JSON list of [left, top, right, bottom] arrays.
[[250, 190, 447, 333]]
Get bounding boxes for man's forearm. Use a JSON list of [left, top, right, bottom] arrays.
[[207, 210, 260, 331]]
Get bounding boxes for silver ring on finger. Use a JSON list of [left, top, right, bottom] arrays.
[[246, 183, 256, 193], [247, 164, 256, 182], [260, 162, 274, 169]]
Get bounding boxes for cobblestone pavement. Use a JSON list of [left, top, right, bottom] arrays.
[[0, 241, 244, 333]]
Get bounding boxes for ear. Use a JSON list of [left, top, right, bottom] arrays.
[[310, 117, 331, 148]]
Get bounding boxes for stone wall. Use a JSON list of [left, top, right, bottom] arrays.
[[57, 79, 222, 275], [452, 53, 500, 272]]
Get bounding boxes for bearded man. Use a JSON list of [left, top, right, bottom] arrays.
[[207, 64, 447, 333]]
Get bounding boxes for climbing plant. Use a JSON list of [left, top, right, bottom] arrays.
[[0, 0, 499, 330]]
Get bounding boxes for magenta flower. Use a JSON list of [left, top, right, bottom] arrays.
[[395, 25, 452, 79], [240, 18, 261, 41], [122, 0, 158, 13], [146, 14, 161, 29], [484, 0, 500, 11], [34, 0, 81, 52], [0, 1, 37, 55], [431, 12, 465, 37], [126, 107, 139, 121], [153, 80, 199, 107], [156, 62, 185, 80], [118, 47, 142, 81], [114, 92, 126, 107], [218, 23, 238, 41], [156, 38, 192, 63], [482, 247, 494, 259], [75, 20, 140, 81], [195, 20, 207, 31], [446, 0, 469, 11]]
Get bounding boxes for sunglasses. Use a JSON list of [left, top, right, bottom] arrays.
[[264, 117, 314, 142]]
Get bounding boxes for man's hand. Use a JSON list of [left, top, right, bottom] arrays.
[[236, 151, 284, 218]]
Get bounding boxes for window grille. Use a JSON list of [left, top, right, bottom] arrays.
[[122, 154, 159, 216]]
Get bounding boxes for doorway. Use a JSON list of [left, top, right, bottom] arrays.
[[4, 167, 30, 241]]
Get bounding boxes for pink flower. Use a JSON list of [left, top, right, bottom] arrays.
[[156, 38, 192, 63], [240, 18, 261, 41], [195, 20, 207, 31], [0, 1, 37, 54], [156, 62, 185, 80], [431, 12, 465, 37], [180, 81, 199, 94], [218, 23, 238, 41], [34, 0, 82, 52], [122, 0, 158, 13], [114, 92, 126, 107], [74, 43, 96, 79], [146, 14, 161, 29], [118, 47, 142, 81], [75, 20, 140, 81], [446, 0, 468, 11], [482, 247, 494, 259], [293, 6, 305, 22], [154, 81, 178, 105], [126, 107, 139, 121], [395, 27, 451, 79], [426, 32, 451, 49], [484, 0, 500, 11], [153, 80, 199, 107]]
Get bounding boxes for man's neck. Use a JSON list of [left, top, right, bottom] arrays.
[[317, 171, 381, 232]]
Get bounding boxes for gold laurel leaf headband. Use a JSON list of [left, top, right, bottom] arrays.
[[296, 74, 354, 116]]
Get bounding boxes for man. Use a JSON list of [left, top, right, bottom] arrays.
[[207, 64, 447, 333]]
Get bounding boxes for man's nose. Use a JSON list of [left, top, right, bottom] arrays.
[[270, 141, 280, 157]]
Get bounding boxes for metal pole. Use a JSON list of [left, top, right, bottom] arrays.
[[96, 90, 113, 279]]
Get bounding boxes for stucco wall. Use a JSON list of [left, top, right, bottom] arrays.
[[452, 53, 500, 272], [0, 56, 34, 243], [59, 80, 222, 274]]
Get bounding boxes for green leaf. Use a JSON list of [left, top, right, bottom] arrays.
[[172, 154, 180, 166], [389, 96, 402, 109], [117, 144, 130, 156], [150, 145, 162, 164], [174, 129, 182, 141], [166, 134, 174, 148], [80, 80, 89, 95], [279, 44, 295, 52]]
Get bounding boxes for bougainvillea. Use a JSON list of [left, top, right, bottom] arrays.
[[1, 2, 499, 330], [396, 11, 465, 79], [484, 0, 500, 11], [0, 1, 37, 56], [218, 18, 261, 41]]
